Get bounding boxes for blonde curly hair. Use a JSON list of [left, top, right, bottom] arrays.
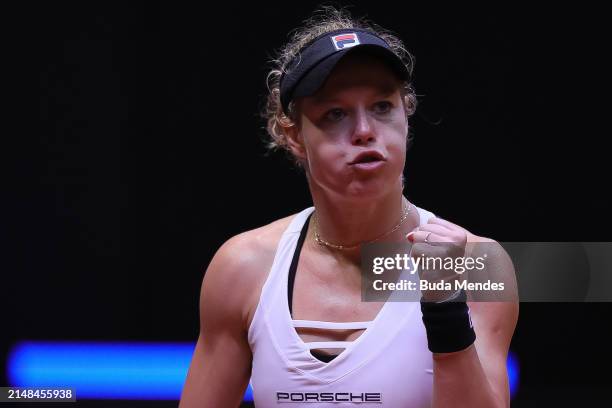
[[261, 6, 418, 167]]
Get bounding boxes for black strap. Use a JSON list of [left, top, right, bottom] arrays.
[[288, 213, 313, 317], [288, 212, 339, 363]]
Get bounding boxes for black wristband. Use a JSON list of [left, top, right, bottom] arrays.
[[420, 289, 476, 353]]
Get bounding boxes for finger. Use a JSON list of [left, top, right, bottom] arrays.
[[412, 224, 452, 236], [428, 217, 468, 232], [419, 223, 467, 245], [406, 230, 449, 244], [409, 243, 453, 278]]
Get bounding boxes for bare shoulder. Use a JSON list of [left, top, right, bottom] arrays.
[[200, 212, 299, 330]]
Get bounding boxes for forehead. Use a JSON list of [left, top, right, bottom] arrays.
[[313, 52, 403, 101]]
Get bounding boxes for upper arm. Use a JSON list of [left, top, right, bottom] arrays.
[[179, 235, 258, 408], [468, 241, 519, 407]]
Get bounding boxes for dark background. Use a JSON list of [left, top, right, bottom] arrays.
[[3, 1, 610, 407]]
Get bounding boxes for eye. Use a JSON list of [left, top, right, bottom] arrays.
[[373, 101, 393, 114], [324, 108, 346, 122]]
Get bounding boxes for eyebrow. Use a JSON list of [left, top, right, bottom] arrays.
[[313, 83, 398, 105]]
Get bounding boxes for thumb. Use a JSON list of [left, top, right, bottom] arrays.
[[405, 227, 419, 242]]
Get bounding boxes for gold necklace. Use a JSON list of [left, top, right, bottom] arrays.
[[313, 199, 412, 250]]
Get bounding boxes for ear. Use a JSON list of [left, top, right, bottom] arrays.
[[284, 124, 307, 162]]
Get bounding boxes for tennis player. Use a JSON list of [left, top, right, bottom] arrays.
[[180, 7, 518, 407]]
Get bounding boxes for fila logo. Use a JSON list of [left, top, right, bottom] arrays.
[[331, 32, 360, 50]]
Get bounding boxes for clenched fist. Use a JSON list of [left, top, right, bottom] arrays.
[[406, 217, 469, 302]]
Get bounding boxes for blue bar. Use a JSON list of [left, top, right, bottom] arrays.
[[507, 350, 520, 397], [7, 341, 253, 401], [8, 340, 516, 401]]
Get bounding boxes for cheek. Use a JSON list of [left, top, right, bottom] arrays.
[[382, 116, 408, 171], [302, 124, 344, 164], [382, 114, 408, 151], [307, 140, 346, 177], [391, 107, 409, 136]]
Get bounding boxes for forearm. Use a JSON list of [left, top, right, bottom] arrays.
[[432, 344, 506, 408]]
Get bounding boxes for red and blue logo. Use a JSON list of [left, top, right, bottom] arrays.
[[331, 32, 360, 50]]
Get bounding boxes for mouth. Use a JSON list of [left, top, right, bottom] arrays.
[[355, 156, 382, 163], [349, 151, 387, 172], [349, 151, 386, 165]]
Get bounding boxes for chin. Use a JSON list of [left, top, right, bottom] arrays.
[[343, 180, 394, 201]]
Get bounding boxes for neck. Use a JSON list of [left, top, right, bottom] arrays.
[[306, 179, 419, 261]]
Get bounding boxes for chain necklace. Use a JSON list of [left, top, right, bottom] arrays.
[[313, 199, 412, 250]]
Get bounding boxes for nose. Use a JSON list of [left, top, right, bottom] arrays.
[[351, 108, 376, 146]]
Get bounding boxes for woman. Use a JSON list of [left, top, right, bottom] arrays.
[[180, 7, 518, 407]]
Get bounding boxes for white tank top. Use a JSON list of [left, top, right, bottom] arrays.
[[248, 205, 436, 407]]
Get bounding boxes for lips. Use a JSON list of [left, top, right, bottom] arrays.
[[349, 150, 386, 165]]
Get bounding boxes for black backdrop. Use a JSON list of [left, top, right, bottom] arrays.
[[4, 1, 610, 407]]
